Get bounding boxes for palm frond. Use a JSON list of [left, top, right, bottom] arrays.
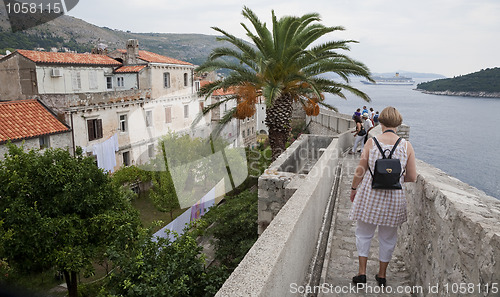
[[191, 95, 237, 130], [318, 101, 339, 112], [210, 107, 237, 138]]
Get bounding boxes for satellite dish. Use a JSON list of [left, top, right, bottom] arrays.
[[5, 50, 11, 55]]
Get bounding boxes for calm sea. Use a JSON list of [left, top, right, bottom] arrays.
[[324, 79, 500, 199]]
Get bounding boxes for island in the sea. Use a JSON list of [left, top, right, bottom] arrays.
[[416, 67, 500, 98]]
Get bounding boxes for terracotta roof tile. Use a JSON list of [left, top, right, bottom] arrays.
[[117, 49, 192, 66], [17, 49, 122, 66], [200, 81, 236, 96], [0, 100, 70, 144], [114, 65, 147, 73]]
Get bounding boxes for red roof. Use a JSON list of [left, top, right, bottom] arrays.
[[117, 49, 192, 66], [0, 100, 70, 144], [114, 65, 147, 73], [200, 81, 236, 96], [17, 49, 122, 66]]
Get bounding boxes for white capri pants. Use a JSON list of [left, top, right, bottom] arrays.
[[355, 220, 398, 263]]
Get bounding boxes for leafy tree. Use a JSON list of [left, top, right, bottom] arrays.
[[98, 230, 227, 297], [196, 7, 372, 160], [0, 144, 141, 297], [146, 132, 239, 214], [189, 190, 258, 271]]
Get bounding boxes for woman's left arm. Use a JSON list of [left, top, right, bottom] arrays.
[[404, 141, 417, 182]]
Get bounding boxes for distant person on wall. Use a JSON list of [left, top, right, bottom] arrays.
[[349, 106, 417, 287], [373, 111, 380, 126], [349, 115, 366, 155], [362, 113, 374, 144], [352, 108, 362, 120], [369, 107, 375, 119]]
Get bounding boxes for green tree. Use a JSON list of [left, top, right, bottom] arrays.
[[196, 7, 372, 160], [99, 230, 227, 297], [189, 190, 258, 271], [0, 144, 141, 297]]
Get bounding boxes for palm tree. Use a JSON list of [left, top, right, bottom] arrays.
[[196, 7, 373, 161]]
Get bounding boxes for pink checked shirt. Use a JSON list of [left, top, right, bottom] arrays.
[[349, 137, 409, 227]]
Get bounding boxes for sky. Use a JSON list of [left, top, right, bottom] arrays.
[[66, 0, 500, 78]]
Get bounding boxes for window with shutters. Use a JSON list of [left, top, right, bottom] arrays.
[[146, 110, 153, 127], [89, 71, 98, 90], [163, 72, 170, 88], [184, 73, 188, 86], [165, 106, 172, 123], [106, 77, 113, 89], [39, 136, 50, 149], [199, 101, 204, 112], [72, 71, 81, 90], [119, 114, 127, 132], [195, 81, 200, 92], [117, 77, 124, 87], [123, 151, 130, 167], [87, 119, 103, 141]]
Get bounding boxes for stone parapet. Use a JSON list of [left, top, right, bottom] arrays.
[[307, 109, 354, 136], [401, 161, 500, 295], [216, 131, 353, 297], [367, 127, 500, 296], [257, 134, 337, 234]]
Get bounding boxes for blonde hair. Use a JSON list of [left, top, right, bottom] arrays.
[[378, 106, 403, 128]]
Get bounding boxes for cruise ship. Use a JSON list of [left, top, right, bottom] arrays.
[[361, 72, 415, 85]]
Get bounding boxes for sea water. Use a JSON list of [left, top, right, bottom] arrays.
[[324, 78, 500, 199]]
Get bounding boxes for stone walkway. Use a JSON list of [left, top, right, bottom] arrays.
[[319, 153, 413, 297]]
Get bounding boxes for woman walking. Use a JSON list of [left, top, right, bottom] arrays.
[[349, 106, 417, 286], [349, 115, 366, 154]]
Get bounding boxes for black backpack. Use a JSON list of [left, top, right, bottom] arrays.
[[368, 137, 404, 189]]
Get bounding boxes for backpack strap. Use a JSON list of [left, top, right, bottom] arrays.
[[372, 137, 386, 158], [368, 137, 405, 179], [388, 137, 403, 159], [369, 137, 384, 178]]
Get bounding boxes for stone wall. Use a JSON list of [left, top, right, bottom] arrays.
[[0, 132, 74, 159], [366, 126, 500, 296], [307, 109, 354, 136], [216, 131, 353, 297], [257, 134, 337, 234], [400, 161, 500, 295]]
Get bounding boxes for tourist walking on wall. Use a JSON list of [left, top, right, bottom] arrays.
[[373, 111, 380, 126], [362, 113, 374, 143], [349, 106, 417, 287], [362, 106, 369, 115], [349, 116, 366, 154], [369, 107, 375, 121], [352, 108, 362, 120]]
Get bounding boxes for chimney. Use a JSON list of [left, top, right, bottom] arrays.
[[126, 39, 139, 65]]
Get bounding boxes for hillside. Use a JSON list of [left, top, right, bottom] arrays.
[[416, 68, 500, 97], [0, 9, 231, 66]]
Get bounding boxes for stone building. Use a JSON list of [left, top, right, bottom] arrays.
[[200, 81, 260, 147], [0, 99, 73, 158], [0, 41, 210, 171]]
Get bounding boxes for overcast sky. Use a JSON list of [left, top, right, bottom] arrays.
[[67, 0, 500, 77]]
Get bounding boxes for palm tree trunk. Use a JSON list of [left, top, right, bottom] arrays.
[[265, 93, 293, 161]]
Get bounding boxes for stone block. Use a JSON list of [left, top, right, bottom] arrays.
[[258, 210, 273, 224]]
